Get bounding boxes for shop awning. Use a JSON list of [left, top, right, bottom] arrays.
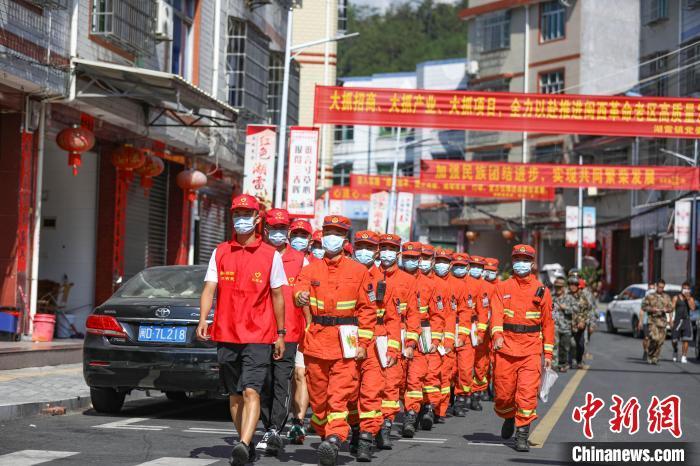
[[72, 58, 237, 128]]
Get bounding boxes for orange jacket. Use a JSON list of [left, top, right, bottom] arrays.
[[490, 274, 554, 359], [294, 255, 377, 360], [374, 264, 419, 356], [465, 275, 483, 330], [422, 272, 446, 347], [476, 278, 498, 338], [447, 275, 472, 347]]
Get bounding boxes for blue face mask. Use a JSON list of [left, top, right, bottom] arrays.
[[322, 234, 345, 254], [486, 271, 498, 281], [513, 261, 532, 277], [469, 267, 483, 278], [419, 259, 433, 273], [374, 259, 381, 268], [452, 266, 468, 278], [354, 249, 375, 265], [379, 250, 398, 267], [267, 229, 288, 247], [311, 247, 325, 259], [233, 216, 255, 235], [434, 263, 450, 277], [290, 236, 309, 252], [403, 258, 419, 272]]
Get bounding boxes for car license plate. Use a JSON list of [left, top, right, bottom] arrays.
[[138, 325, 187, 343]]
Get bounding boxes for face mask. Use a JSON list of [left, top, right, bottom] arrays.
[[322, 234, 345, 254], [267, 229, 288, 247], [486, 271, 498, 281], [374, 259, 381, 268], [233, 216, 255, 235], [290, 236, 309, 252], [354, 249, 375, 265], [379, 250, 398, 267], [311, 248, 325, 259], [434, 263, 450, 277], [683, 288, 691, 295], [403, 258, 419, 272], [452, 266, 468, 278], [469, 267, 483, 278], [419, 259, 433, 273], [513, 261, 532, 277]]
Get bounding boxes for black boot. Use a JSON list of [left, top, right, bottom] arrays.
[[402, 410, 417, 438], [318, 434, 341, 466], [501, 417, 515, 440], [453, 396, 466, 417], [420, 404, 435, 431], [470, 394, 483, 411], [349, 426, 360, 455], [463, 395, 471, 412], [515, 425, 530, 452], [356, 431, 373, 462], [376, 419, 393, 450]]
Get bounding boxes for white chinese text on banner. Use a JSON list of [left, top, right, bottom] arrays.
[[243, 125, 276, 207], [565, 206, 579, 248], [287, 127, 320, 218]]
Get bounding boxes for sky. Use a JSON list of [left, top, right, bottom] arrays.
[[351, 0, 459, 12]]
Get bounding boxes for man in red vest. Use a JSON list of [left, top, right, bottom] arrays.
[[197, 194, 287, 466]]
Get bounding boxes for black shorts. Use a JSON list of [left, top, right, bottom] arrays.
[[217, 343, 272, 395], [672, 319, 694, 342]]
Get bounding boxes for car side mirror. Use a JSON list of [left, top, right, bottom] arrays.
[[613, 294, 619, 301]]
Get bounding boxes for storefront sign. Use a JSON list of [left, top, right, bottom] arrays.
[[243, 125, 276, 207], [315, 85, 700, 139], [287, 127, 320, 218], [329, 185, 371, 201], [674, 199, 692, 250]]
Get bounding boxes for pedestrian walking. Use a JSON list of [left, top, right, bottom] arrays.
[[433, 248, 456, 424], [671, 281, 695, 364], [639, 281, 656, 360], [197, 194, 287, 466], [567, 276, 592, 369], [641, 279, 673, 365], [467, 255, 487, 411], [551, 277, 573, 372], [448, 253, 473, 417]]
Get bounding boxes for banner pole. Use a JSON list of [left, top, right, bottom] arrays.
[[274, 6, 294, 208], [577, 154, 583, 270], [691, 139, 698, 290], [387, 128, 402, 234]]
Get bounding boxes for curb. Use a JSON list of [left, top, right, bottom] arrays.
[[0, 395, 91, 422]]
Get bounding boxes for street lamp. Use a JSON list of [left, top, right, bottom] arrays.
[[273, 3, 359, 208], [386, 135, 432, 233]]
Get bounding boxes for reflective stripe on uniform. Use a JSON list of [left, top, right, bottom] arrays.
[[432, 332, 444, 340], [440, 386, 451, 395], [462, 385, 472, 393], [543, 343, 554, 352], [399, 303, 408, 311], [423, 386, 440, 394], [381, 400, 400, 409], [377, 308, 386, 317], [336, 300, 357, 310], [491, 325, 503, 336], [525, 311, 541, 319], [419, 306, 429, 314], [406, 331, 419, 341], [388, 339, 401, 350], [360, 410, 383, 419], [327, 411, 349, 422], [477, 323, 488, 331], [309, 297, 325, 309], [503, 309, 514, 318], [444, 332, 455, 340], [458, 326, 470, 335], [517, 408, 536, 417], [311, 413, 328, 425], [407, 390, 423, 399], [473, 375, 488, 385], [358, 328, 374, 339]]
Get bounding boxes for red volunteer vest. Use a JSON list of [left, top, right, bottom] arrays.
[[211, 236, 277, 344], [281, 247, 306, 343]]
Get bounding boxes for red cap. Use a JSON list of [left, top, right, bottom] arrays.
[[485, 258, 500, 271], [311, 230, 323, 242], [469, 255, 486, 266], [323, 215, 352, 231], [402, 241, 422, 257], [231, 194, 260, 211], [354, 230, 380, 246], [344, 242, 354, 255], [290, 219, 312, 234], [435, 247, 452, 260], [264, 208, 290, 227], [512, 244, 536, 259], [379, 233, 402, 247], [421, 244, 435, 256], [452, 253, 469, 265]]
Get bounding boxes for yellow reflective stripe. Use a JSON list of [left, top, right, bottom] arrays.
[[491, 326, 503, 336], [495, 406, 514, 414], [444, 332, 455, 340], [458, 326, 470, 335], [377, 308, 386, 317], [360, 410, 383, 419], [462, 385, 472, 393], [405, 331, 419, 341], [388, 339, 400, 350], [517, 408, 536, 417], [477, 323, 488, 330], [358, 328, 374, 339], [327, 411, 349, 422], [440, 386, 451, 395], [407, 391, 423, 399], [423, 386, 440, 393], [503, 309, 514, 317], [311, 413, 328, 425], [525, 311, 541, 319], [309, 297, 325, 309], [336, 300, 357, 310], [419, 306, 429, 314], [381, 400, 400, 409], [399, 303, 407, 311], [432, 332, 444, 339], [543, 344, 554, 351], [473, 376, 488, 384]]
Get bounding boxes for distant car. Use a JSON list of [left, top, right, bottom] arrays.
[[605, 283, 682, 338], [83, 265, 217, 414]]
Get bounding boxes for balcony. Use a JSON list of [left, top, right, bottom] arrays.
[[90, 0, 156, 56]]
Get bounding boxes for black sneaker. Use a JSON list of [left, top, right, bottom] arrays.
[[229, 441, 250, 466], [501, 417, 515, 440], [265, 428, 283, 456], [318, 434, 340, 466]]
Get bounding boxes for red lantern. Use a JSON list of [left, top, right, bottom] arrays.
[[176, 169, 207, 202], [111, 145, 146, 182], [465, 230, 478, 243], [502, 230, 515, 241], [135, 152, 165, 195], [56, 125, 95, 176]]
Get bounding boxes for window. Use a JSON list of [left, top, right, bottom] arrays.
[[90, 0, 156, 55], [338, 0, 348, 34], [540, 1, 565, 42], [266, 53, 298, 125], [472, 148, 509, 162], [478, 10, 511, 52], [533, 144, 562, 163], [226, 17, 270, 121], [641, 53, 669, 96], [333, 162, 353, 186], [169, 0, 196, 80], [376, 162, 414, 177], [643, 0, 668, 25], [334, 125, 354, 142], [681, 43, 700, 96], [539, 70, 564, 94]]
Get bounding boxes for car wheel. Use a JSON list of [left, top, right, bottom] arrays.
[[606, 312, 617, 333], [165, 391, 189, 402], [90, 387, 126, 414], [631, 316, 641, 339]]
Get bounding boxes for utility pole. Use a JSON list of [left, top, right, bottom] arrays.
[[521, 3, 530, 242], [577, 154, 583, 270]]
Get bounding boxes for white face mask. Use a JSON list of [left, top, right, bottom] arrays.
[[486, 271, 498, 281], [233, 216, 256, 235], [513, 261, 532, 276], [267, 229, 288, 247], [322, 234, 345, 254], [434, 262, 450, 277], [290, 236, 309, 252], [452, 266, 468, 278], [354, 248, 375, 265], [379, 250, 398, 267], [469, 267, 483, 279], [403, 258, 419, 272], [311, 248, 325, 259], [419, 259, 433, 273]]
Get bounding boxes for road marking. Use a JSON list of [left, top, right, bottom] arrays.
[[397, 438, 446, 444], [184, 428, 235, 435], [467, 441, 508, 447], [93, 417, 170, 431], [0, 450, 79, 465], [0, 367, 81, 383], [134, 458, 218, 466], [529, 367, 588, 449]]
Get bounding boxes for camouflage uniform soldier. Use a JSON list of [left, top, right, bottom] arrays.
[[568, 277, 593, 369], [641, 280, 673, 365], [551, 277, 570, 371]]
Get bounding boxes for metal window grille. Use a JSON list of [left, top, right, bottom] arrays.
[[334, 125, 354, 142], [477, 10, 510, 52], [641, 53, 668, 96], [681, 43, 700, 96], [643, 0, 668, 25], [333, 162, 353, 186], [338, 0, 348, 34], [539, 70, 564, 94], [90, 0, 156, 55], [472, 148, 509, 162], [225, 16, 270, 121], [532, 144, 562, 163], [540, 0, 565, 41], [267, 53, 299, 125], [26, 0, 69, 8]]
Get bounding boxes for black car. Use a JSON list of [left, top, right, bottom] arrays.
[[83, 265, 217, 413]]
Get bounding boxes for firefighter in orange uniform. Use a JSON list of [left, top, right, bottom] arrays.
[[465, 255, 487, 411], [294, 216, 377, 466], [479, 257, 500, 402], [309, 230, 325, 262], [491, 244, 554, 452], [432, 248, 457, 423], [447, 252, 473, 417]]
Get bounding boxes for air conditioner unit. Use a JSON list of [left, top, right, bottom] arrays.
[[155, 0, 174, 42], [466, 60, 479, 77]]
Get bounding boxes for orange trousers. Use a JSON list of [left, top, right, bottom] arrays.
[[382, 357, 405, 421], [473, 334, 491, 394], [348, 345, 385, 435], [306, 355, 359, 441], [404, 351, 441, 412], [437, 352, 455, 417], [454, 343, 475, 396], [493, 352, 541, 427]]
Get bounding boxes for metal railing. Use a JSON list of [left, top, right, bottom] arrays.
[[90, 0, 156, 55]]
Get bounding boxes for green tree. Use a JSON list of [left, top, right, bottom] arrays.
[[338, 0, 469, 78]]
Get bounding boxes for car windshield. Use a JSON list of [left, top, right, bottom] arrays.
[[114, 267, 206, 299]]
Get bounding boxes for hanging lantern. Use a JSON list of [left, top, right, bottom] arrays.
[[135, 152, 165, 195], [176, 169, 207, 202], [502, 230, 515, 241], [465, 230, 478, 243], [56, 125, 95, 176], [111, 144, 146, 182]]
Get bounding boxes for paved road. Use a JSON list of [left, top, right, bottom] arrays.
[[0, 330, 697, 465]]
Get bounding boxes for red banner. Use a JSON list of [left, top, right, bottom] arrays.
[[420, 160, 700, 191], [329, 185, 371, 201], [314, 85, 700, 139], [350, 174, 555, 201]]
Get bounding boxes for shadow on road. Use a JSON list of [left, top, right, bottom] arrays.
[[189, 442, 355, 465], [463, 432, 505, 443], [81, 397, 230, 421], [506, 459, 570, 465]]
